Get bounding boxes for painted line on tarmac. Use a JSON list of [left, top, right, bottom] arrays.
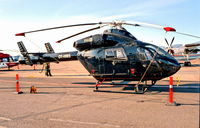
[[49, 118, 120, 128], [153, 86, 199, 89], [0, 79, 93, 87], [27, 75, 92, 79], [0, 117, 11, 121]]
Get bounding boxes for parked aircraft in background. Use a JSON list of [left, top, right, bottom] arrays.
[[165, 38, 200, 66], [17, 41, 77, 66], [0, 52, 19, 69]]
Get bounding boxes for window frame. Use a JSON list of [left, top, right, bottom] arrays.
[[105, 48, 127, 61]]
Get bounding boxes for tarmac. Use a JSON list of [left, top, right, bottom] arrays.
[[0, 60, 199, 128]]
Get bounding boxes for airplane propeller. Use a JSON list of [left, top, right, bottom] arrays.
[[165, 38, 170, 47], [170, 37, 175, 47], [165, 37, 175, 55]]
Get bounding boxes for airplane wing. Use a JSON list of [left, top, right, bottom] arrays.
[[184, 41, 200, 54], [185, 41, 200, 48], [172, 41, 200, 65]]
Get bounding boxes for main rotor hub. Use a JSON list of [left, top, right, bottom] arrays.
[[109, 20, 125, 29]]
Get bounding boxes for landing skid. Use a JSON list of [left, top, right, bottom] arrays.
[[134, 85, 146, 94], [134, 80, 156, 94], [94, 80, 156, 94]]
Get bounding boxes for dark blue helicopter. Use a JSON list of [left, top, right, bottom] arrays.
[[16, 21, 183, 93]]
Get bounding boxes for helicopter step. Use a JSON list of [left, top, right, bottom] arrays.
[[94, 79, 105, 91]]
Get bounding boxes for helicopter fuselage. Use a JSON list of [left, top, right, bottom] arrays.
[[74, 29, 181, 82]]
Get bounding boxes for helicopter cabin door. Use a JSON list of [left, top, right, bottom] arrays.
[[104, 48, 128, 75]]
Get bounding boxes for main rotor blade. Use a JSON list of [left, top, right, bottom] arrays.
[[165, 38, 170, 47], [176, 32, 200, 38], [124, 21, 176, 32], [126, 21, 200, 38], [170, 37, 175, 47], [56, 25, 105, 43], [15, 22, 104, 36]]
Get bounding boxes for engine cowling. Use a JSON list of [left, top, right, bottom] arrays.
[[73, 34, 118, 51]]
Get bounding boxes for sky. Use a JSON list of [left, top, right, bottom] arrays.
[[0, 0, 200, 55]]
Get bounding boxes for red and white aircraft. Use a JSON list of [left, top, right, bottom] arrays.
[[0, 52, 19, 69]]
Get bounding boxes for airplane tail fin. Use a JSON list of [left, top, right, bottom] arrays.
[[17, 41, 33, 66], [45, 43, 55, 53]]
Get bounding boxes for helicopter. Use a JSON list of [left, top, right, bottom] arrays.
[[16, 21, 190, 93]]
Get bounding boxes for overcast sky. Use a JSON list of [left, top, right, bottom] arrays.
[[0, 0, 199, 54]]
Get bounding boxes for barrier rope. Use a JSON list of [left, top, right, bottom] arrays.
[[135, 47, 159, 92]]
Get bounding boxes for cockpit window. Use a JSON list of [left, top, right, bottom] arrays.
[[105, 48, 127, 61], [137, 47, 153, 60], [144, 44, 172, 58], [2, 58, 9, 62]]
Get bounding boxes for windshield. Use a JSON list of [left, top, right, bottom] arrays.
[[137, 47, 153, 60], [144, 44, 173, 58]]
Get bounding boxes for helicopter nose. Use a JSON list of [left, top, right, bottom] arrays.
[[158, 58, 181, 76], [170, 63, 181, 74]]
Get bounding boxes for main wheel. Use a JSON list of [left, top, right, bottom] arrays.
[[184, 61, 191, 66]]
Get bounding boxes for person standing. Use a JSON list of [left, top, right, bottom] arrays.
[[45, 63, 52, 76]]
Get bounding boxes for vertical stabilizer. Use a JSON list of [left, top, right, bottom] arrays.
[[45, 43, 55, 53], [17, 41, 33, 65]]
